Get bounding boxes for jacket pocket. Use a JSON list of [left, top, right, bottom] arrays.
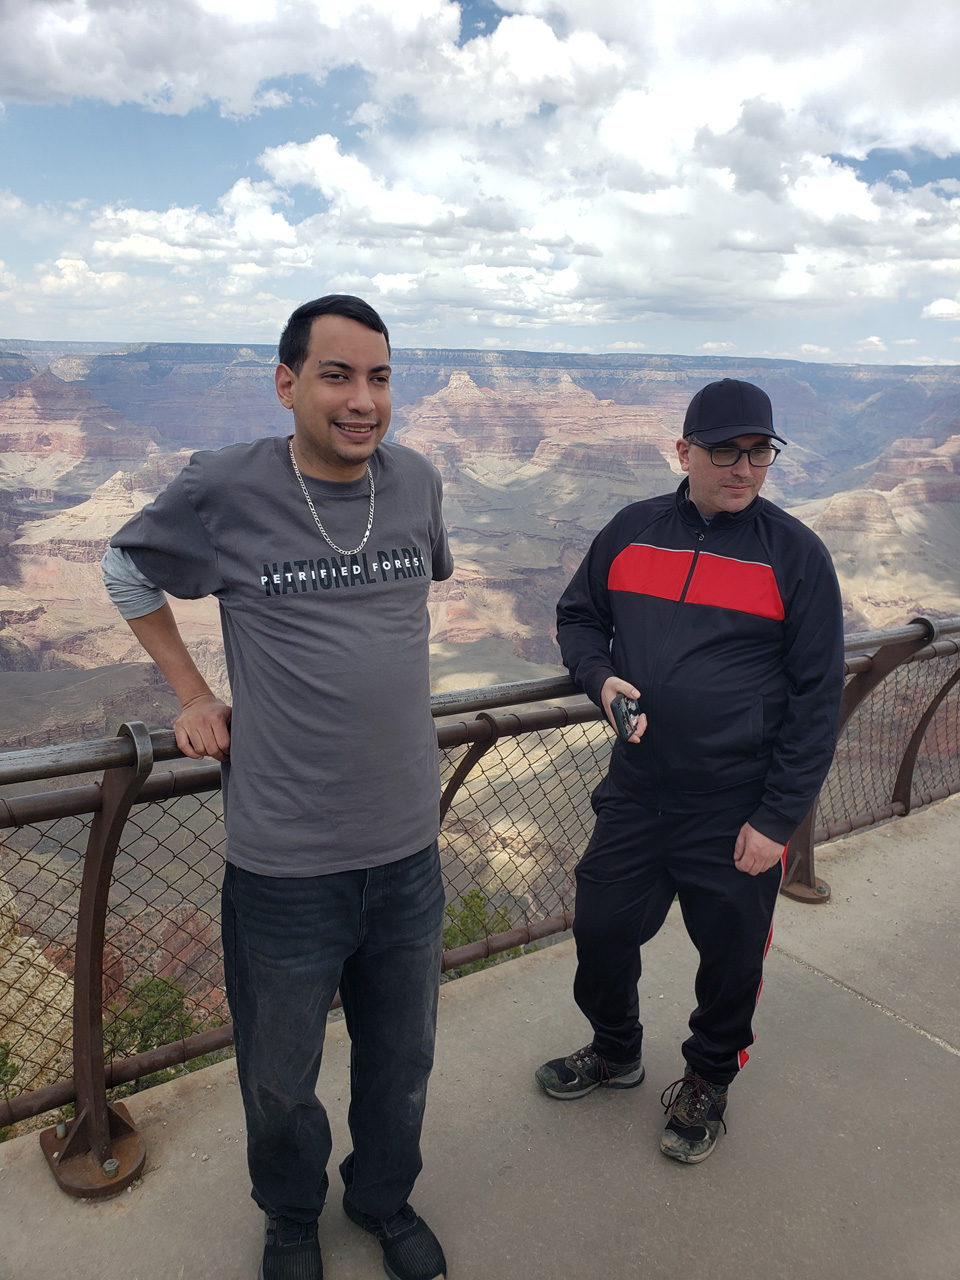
[[649, 683, 767, 792]]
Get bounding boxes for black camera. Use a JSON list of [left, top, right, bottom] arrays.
[[611, 693, 641, 741]]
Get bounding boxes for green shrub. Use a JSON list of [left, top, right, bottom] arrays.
[[442, 888, 536, 978], [103, 976, 229, 1097]]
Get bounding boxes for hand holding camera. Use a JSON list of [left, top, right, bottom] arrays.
[[601, 676, 647, 744], [611, 693, 641, 741]]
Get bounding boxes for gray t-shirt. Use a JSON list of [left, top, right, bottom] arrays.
[[111, 436, 453, 877]]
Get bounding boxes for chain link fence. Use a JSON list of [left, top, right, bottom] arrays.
[[1, 816, 85, 1111], [2, 630, 959, 1131], [439, 719, 608, 928], [816, 648, 960, 832]]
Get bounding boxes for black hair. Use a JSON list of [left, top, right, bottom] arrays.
[[277, 294, 391, 372]]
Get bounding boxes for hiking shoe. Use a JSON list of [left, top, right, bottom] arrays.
[[535, 1043, 645, 1099], [258, 1214, 322, 1280], [342, 1195, 446, 1280], [659, 1066, 729, 1164]]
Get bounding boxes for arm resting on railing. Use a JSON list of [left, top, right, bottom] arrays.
[[102, 545, 231, 761], [123, 604, 232, 762]]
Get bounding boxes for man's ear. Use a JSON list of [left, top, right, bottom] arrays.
[[275, 363, 297, 409], [676, 438, 691, 474]]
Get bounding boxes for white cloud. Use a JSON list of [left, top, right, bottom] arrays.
[[2, 1, 960, 350], [197, 0, 279, 19], [37, 257, 130, 299], [261, 135, 462, 229], [91, 181, 302, 267], [922, 298, 960, 320]]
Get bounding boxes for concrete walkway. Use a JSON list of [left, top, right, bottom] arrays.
[[2, 796, 959, 1280]]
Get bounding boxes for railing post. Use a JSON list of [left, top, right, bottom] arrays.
[[781, 620, 937, 904], [780, 803, 830, 903], [439, 712, 504, 823], [891, 665, 960, 814], [39, 722, 153, 1198]]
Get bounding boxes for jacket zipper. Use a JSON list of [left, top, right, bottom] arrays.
[[645, 527, 706, 794]]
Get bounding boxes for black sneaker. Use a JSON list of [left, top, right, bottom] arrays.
[[659, 1066, 729, 1163], [258, 1214, 322, 1280], [342, 1195, 446, 1280], [535, 1043, 645, 1099]]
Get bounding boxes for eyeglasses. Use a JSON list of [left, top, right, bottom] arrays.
[[688, 438, 781, 467]]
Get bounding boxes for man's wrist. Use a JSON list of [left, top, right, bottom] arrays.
[[587, 667, 619, 707], [179, 688, 220, 712], [746, 805, 795, 847]]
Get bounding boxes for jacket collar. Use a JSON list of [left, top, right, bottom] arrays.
[[674, 478, 764, 530]]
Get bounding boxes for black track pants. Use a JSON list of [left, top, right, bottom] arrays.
[[572, 787, 784, 1086]]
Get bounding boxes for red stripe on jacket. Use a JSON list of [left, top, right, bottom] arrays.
[[686, 553, 785, 621], [607, 545, 693, 600], [608, 545, 784, 621]]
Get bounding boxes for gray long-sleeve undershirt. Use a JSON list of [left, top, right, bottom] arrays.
[[101, 545, 166, 619]]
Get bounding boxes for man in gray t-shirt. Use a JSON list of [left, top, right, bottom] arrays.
[[104, 295, 452, 1280]]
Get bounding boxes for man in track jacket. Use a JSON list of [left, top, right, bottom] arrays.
[[535, 378, 844, 1164]]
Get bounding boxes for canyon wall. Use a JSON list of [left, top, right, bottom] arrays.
[[0, 340, 958, 739]]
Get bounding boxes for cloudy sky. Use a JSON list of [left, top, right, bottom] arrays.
[[1, 0, 960, 363]]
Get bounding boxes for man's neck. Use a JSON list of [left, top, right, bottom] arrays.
[[291, 436, 370, 483]]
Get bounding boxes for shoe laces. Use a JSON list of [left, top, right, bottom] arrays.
[[660, 1074, 728, 1133], [380, 1204, 418, 1238], [269, 1216, 318, 1249], [570, 1044, 609, 1081]]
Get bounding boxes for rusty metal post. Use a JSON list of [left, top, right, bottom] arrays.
[[781, 619, 938, 903], [837, 618, 940, 736], [439, 712, 504, 823], [39, 722, 153, 1198], [891, 664, 960, 814], [780, 804, 830, 903]]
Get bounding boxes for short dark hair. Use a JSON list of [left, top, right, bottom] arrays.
[[278, 294, 391, 372]]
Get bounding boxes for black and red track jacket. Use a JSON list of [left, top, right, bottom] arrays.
[[557, 480, 845, 845]]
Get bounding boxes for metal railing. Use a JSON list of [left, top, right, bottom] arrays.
[[0, 615, 958, 1193]]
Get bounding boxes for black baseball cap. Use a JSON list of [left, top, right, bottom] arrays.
[[682, 379, 785, 445]]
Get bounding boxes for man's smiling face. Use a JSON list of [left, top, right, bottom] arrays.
[[275, 313, 391, 482], [676, 432, 771, 517]]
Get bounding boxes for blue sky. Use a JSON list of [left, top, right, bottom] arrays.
[[1, 0, 960, 364]]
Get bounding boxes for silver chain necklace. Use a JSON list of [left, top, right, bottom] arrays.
[[288, 437, 376, 556]]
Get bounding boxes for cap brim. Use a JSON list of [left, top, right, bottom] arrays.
[[686, 424, 786, 445]]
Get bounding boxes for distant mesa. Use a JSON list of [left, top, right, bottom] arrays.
[[434, 371, 495, 402], [812, 489, 903, 536], [0, 373, 155, 459], [0, 352, 36, 386], [395, 369, 681, 472], [11, 462, 190, 562], [868, 434, 960, 493]]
